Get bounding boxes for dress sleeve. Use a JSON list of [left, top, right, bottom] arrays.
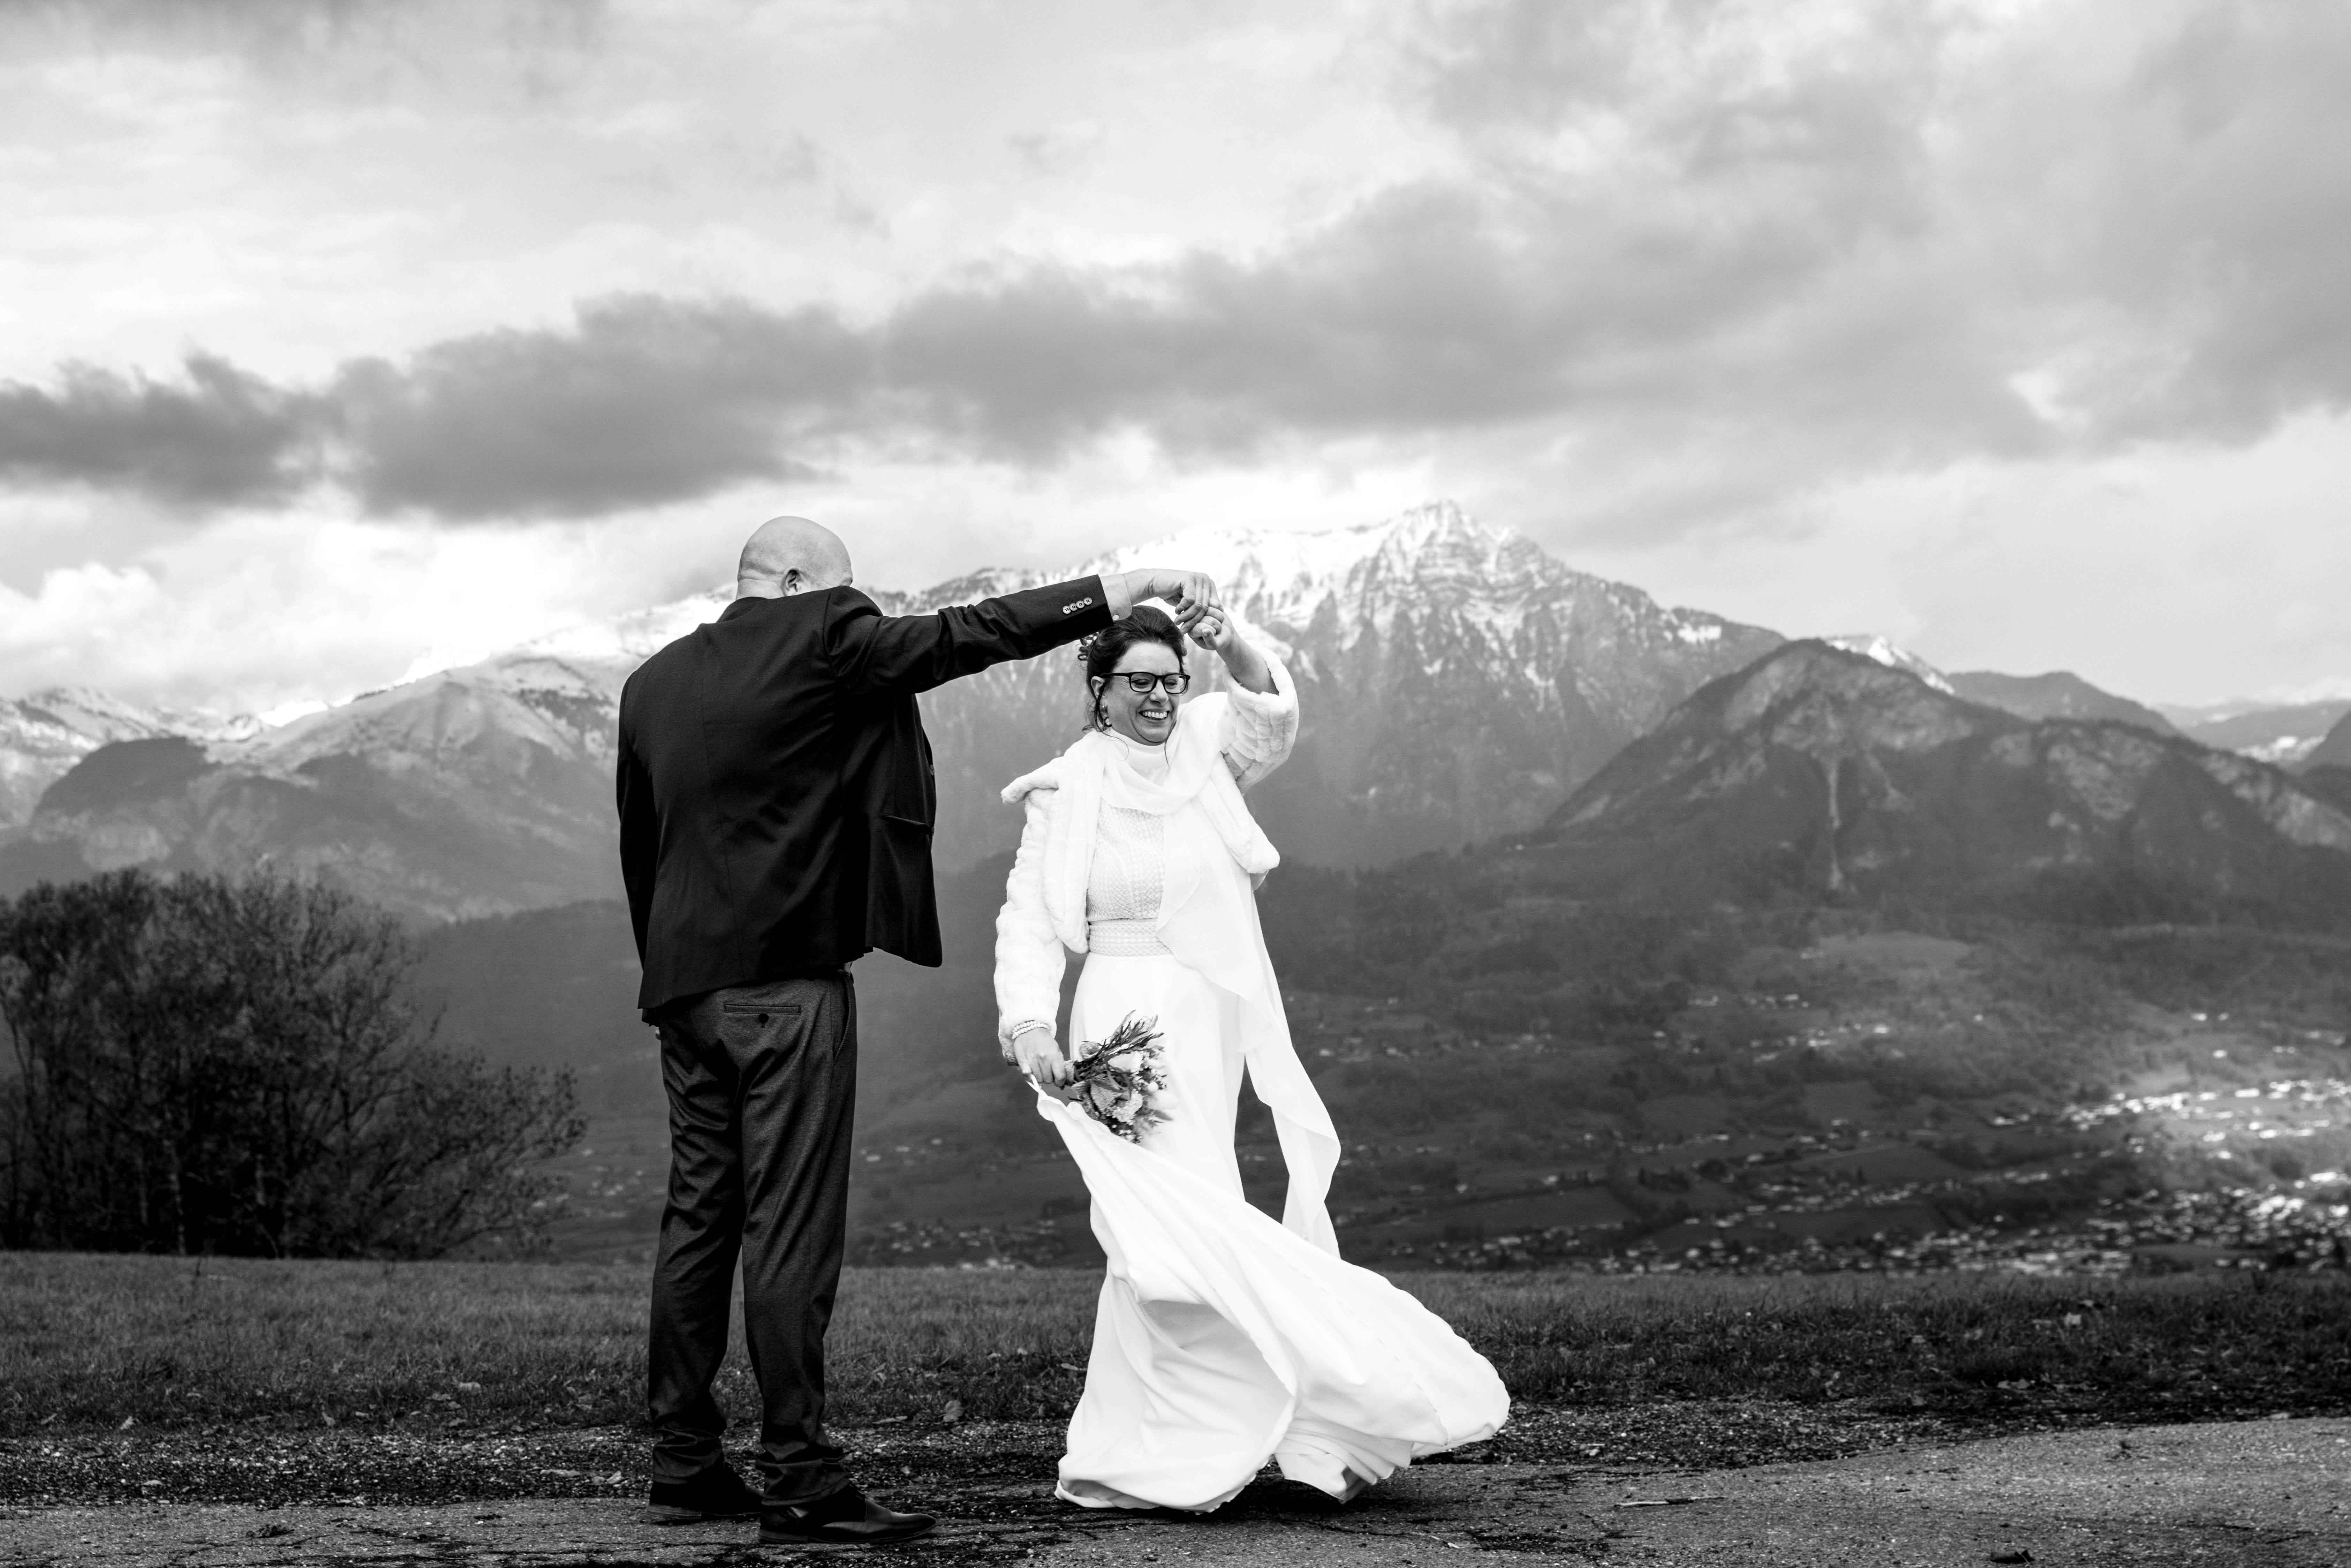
[[1216, 653, 1301, 791], [994, 788, 1068, 1058]]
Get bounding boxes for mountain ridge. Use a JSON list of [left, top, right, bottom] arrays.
[[1945, 669, 2178, 735], [0, 689, 258, 830], [0, 503, 1786, 915], [1530, 641, 2351, 923], [2166, 699, 2351, 768]]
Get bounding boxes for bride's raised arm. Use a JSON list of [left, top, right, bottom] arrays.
[[1193, 617, 1298, 791]]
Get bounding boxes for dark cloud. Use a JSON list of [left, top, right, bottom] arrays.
[[2071, 1, 2351, 441], [0, 356, 320, 506], [879, 186, 1584, 455], [332, 296, 866, 517], [1400, 0, 2351, 454], [6, 1, 2350, 525]]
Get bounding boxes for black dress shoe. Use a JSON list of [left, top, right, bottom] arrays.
[[759, 1485, 936, 1545], [641, 1463, 763, 1524]]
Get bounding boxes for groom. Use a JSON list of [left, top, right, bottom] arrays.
[[615, 515, 1219, 1545]]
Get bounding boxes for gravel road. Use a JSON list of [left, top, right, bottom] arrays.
[[3, 1413, 2345, 1566]]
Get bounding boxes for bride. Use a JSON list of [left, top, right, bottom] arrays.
[[993, 603, 1509, 1512]]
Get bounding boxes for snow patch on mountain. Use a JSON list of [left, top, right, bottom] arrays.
[[2166, 698, 2351, 768], [1822, 634, 1956, 694], [871, 501, 1750, 674], [0, 689, 259, 828]]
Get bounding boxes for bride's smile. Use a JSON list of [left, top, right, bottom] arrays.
[[1094, 640, 1189, 745]]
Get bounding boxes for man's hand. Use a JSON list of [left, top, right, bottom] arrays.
[[1011, 1026, 1074, 1097], [1106, 568, 1221, 631]]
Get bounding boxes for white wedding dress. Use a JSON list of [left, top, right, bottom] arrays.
[[995, 667, 1509, 1512]]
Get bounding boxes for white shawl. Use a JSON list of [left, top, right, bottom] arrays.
[[993, 664, 1340, 1253]]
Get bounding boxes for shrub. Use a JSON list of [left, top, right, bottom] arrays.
[[0, 871, 583, 1258]]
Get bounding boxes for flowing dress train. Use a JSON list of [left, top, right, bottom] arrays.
[[1042, 954, 1509, 1510], [995, 678, 1508, 1513]]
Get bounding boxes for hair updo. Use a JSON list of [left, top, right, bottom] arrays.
[[1078, 606, 1188, 731]]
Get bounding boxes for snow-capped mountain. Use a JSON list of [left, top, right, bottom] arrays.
[[901, 503, 1785, 868], [1821, 634, 1956, 694], [1, 653, 638, 919], [0, 690, 257, 829], [0, 504, 1784, 919]]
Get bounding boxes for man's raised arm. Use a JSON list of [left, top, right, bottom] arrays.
[[828, 566, 1223, 698]]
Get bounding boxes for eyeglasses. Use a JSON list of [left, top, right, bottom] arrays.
[[1102, 671, 1191, 695]]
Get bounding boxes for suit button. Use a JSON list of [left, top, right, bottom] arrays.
[[756, 1013, 770, 1026]]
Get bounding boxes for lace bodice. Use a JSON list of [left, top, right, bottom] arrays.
[[1087, 806, 1167, 923], [1087, 733, 1171, 923]]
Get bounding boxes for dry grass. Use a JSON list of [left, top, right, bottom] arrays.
[[1408, 1269, 2351, 1414], [4, 1252, 2347, 1436]]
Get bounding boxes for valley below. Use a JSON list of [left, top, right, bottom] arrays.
[[428, 889, 2351, 1280]]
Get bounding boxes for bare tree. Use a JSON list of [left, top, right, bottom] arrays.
[[0, 871, 583, 1257]]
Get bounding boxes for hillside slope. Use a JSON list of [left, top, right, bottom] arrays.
[[1532, 642, 2351, 924], [2306, 709, 2351, 771]]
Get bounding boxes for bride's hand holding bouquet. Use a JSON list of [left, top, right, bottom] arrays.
[[1014, 1016, 1172, 1142], [1012, 1025, 1076, 1098]]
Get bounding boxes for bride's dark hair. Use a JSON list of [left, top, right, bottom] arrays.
[[1079, 606, 1188, 731]]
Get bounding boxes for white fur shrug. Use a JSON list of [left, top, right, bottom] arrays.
[[993, 659, 1300, 1051]]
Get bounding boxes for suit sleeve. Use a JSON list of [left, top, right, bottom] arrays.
[[615, 720, 657, 964], [826, 577, 1114, 698]]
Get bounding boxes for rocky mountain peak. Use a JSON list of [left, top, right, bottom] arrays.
[[1539, 639, 2351, 920], [893, 504, 1784, 866], [1716, 641, 1985, 753]]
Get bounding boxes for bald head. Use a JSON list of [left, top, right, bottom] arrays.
[[737, 515, 854, 599]]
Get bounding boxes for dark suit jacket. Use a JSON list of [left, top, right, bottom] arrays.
[[616, 576, 1113, 1014]]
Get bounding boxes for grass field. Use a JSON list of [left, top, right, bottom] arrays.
[[4, 1253, 2347, 1439]]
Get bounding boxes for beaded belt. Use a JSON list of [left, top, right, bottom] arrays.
[[1087, 919, 1171, 956]]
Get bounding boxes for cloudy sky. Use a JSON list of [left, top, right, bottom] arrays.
[[3, 0, 2348, 714]]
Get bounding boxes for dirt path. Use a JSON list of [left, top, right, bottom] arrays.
[[4, 1416, 2346, 1566]]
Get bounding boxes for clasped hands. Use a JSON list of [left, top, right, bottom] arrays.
[[1110, 568, 1224, 644]]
